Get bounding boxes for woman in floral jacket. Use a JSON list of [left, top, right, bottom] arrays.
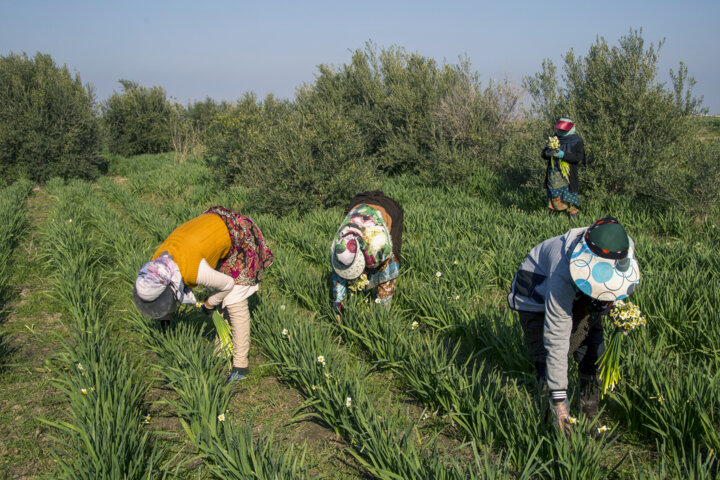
[[133, 206, 273, 381], [330, 191, 403, 318]]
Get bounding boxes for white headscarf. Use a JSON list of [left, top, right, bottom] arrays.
[[135, 254, 197, 304]]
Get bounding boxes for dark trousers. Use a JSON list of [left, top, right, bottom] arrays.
[[518, 308, 605, 378]]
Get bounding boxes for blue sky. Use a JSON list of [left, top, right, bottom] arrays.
[[1, 0, 718, 113]]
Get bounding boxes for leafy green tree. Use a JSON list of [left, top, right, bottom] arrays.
[[0, 52, 104, 184], [524, 29, 705, 196], [204, 92, 291, 185], [185, 96, 232, 139], [102, 80, 174, 156]]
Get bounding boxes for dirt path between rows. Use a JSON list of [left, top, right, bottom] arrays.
[[0, 187, 69, 479]]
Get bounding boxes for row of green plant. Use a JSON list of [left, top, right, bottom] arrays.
[[250, 283, 545, 479], [39, 179, 172, 479], [267, 244, 624, 479], [0, 179, 33, 372], [89, 184, 317, 478]]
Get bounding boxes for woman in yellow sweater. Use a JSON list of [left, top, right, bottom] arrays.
[[133, 206, 273, 381]]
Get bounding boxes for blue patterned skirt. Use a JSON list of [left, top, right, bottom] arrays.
[[546, 166, 579, 207]]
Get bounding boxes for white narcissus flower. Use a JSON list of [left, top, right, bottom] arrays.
[[282, 328, 288, 336], [375, 297, 381, 304], [455, 295, 460, 301], [346, 397, 352, 407], [280, 305, 286, 311], [411, 321, 419, 330], [218, 414, 226, 422], [435, 271, 442, 278], [81, 388, 87, 395], [597, 425, 610, 433], [317, 355, 326, 365]]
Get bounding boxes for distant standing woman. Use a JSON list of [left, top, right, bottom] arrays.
[[133, 206, 273, 382], [542, 117, 586, 218], [331, 191, 404, 318]]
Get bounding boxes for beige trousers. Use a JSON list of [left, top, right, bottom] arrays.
[[196, 259, 254, 369], [221, 300, 251, 368]]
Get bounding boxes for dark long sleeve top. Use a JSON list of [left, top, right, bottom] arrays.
[[542, 135, 585, 193]]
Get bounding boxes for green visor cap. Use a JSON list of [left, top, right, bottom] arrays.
[[587, 222, 629, 256]]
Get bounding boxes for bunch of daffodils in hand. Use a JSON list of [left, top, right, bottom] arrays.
[[348, 273, 369, 293], [212, 311, 233, 367], [547, 135, 570, 179], [547, 135, 561, 151], [597, 301, 647, 397]]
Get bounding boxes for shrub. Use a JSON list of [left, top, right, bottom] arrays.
[[650, 142, 720, 217], [255, 95, 375, 214], [311, 44, 524, 184], [204, 93, 291, 186], [524, 29, 705, 198], [0, 52, 104, 184], [185, 96, 232, 139], [102, 80, 174, 156]]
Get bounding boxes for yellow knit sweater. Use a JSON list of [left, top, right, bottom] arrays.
[[152, 213, 231, 288]]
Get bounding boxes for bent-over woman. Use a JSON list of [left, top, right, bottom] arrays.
[[331, 191, 403, 317], [133, 206, 273, 381]]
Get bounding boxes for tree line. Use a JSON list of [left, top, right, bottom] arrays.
[[0, 30, 715, 215]]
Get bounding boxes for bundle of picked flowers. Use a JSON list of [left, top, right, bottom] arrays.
[[547, 135, 570, 180], [348, 273, 369, 293], [597, 301, 647, 397]]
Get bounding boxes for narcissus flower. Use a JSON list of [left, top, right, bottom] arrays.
[[597, 425, 610, 433], [218, 414, 226, 422], [435, 271, 442, 278], [346, 397, 352, 407], [348, 273, 369, 292], [411, 321, 419, 330], [317, 355, 326, 366], [282, 328, 288, 337], [547, 136, 560, 150], [567, 416, 577, 424]]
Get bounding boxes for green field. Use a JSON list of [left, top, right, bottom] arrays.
[[1, 153, 718, 479]]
